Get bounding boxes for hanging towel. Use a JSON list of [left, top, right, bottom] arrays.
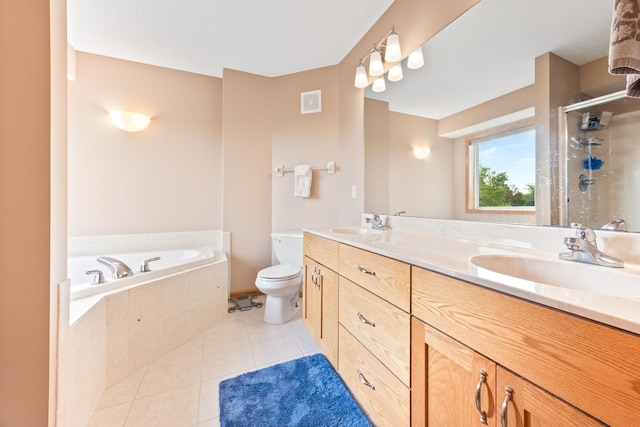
[[609, 0, 640, 97], [294, 165, 312, 198]]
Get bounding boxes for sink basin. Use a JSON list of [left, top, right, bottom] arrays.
[[470, 254, 640, 299], [329, 227, 382, 236]]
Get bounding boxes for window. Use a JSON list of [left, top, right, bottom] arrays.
[[466, 121, 536, 214]]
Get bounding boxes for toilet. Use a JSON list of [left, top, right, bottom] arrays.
[[255, 231, 303, 324]]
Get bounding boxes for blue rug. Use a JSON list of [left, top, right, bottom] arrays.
[[219, 353, 372, 426]]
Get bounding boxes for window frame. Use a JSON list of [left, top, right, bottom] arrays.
[[465, 119, 536, 215]]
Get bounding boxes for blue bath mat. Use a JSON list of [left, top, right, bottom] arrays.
[[219, 353, 372, 426]]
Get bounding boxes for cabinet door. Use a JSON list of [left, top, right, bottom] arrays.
[[412, 317, 497, 427], [302, 256, 338, 367], [496, 367, 605, 427], [318, 266, 338, 367], [302, 256, 321, 342]]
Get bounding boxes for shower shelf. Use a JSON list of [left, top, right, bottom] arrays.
[[571, 136, 603, 146]]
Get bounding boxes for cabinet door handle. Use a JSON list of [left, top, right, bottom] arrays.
[[500, 386, 513, 427], [311, 268, 320, 289], [357, 369, 375, 390], [357, 311, 376, 327], [474, 370, 488, 424], [357, 265, 376, 276]]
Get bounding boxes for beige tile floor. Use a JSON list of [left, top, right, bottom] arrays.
[[85, 307, 320, 427]]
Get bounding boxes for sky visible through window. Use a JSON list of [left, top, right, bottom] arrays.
[[478, 128, 536, 193]]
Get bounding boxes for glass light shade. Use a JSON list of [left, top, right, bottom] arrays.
[[109, 111, 151, 132], [354, 64, 369, 88], [413, 146, 431, 159], [384, 33, 402, 62], [407, 46, 424, 69], [372, 76, 386, 92], [388, 63, 403, 82], [369, 50, 384, 77]]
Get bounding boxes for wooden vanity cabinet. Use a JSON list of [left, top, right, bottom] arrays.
[[302, 233, 339, 367], [412, 266, 638, 427]]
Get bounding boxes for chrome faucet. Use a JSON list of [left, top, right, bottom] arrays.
[[365, 213, 387, 230], [97, 256, 135, 279], [140, 256, 161, 272], [601, 218, 625, 231], [559, 223, 624, 268]]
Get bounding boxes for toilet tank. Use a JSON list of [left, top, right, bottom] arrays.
[[271, 231, 303, 267]]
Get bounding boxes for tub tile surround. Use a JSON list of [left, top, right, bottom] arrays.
[[60, 231, 230, 427], [308, 215, 640, 334]]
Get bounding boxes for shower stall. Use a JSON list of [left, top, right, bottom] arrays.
[[559, 91, 640, 232]]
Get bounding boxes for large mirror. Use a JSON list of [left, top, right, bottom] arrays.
[[363, 0, 638, 230]]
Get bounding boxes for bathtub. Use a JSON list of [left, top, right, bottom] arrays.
[[68, 247, 222, 300]]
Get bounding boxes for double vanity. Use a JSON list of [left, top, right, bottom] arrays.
[[302, 218, 640, 426]]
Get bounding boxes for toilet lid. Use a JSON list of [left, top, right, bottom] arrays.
[[258, 264, 301, 280]]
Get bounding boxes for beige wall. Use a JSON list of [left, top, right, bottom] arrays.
[[68, 52, 223, 236], [0, 0, 53, 424], [272, 66, 341, 232], [222, 69, 273, 292]]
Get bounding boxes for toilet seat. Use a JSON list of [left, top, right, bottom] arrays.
[[257, 264, 301, 281]]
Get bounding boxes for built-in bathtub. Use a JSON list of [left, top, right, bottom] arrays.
[[60, 231, 231, 427], [68, 247, 222, 300]]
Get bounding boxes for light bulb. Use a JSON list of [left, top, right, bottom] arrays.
[[407, 46, 424, 69], [413, 146, 430, 159], [372, 76, 386, 92], [369, 50, 384, 77], [388, 64, 403, 82], [354, 64, 368, 88], [384, 33, 401, 62]]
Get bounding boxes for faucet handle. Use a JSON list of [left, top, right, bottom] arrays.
[[86, 269, 106, 285], [570, 223, 597, 244], [140, 257, 161, 273]]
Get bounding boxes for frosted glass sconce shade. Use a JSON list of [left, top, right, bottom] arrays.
[[372, 76, 386, 92], [369, 50, 384, 77], [413, 146, 430, 159], [384, 33, 401, 62], [354, 64, 369, 88], [407, 46, 424, 69], [109, 111, 151, 132], [388, 63, 403, 82]]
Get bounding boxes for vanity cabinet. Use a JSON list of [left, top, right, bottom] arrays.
[[302, 233, 339, 367], [337, 244, 411, 426], [411, 266, 639, 427]]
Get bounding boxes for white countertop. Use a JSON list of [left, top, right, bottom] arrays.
[[305, 226, 640, 336]]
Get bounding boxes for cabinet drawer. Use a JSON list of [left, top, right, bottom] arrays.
[[339, 325, 410, 427], [303, 232, 339, 271], [339, 244, 410, 312], [339, 277, 410, 386]]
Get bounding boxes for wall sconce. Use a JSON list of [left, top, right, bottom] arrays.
[[413, 146, 431, 159], [109, 111, 151, 132], [354, 25, 424, 91]]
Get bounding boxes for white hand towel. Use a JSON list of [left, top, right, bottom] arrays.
[[294, 165, 312, 198]]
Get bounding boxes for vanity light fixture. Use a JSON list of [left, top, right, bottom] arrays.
[[372, 76, 386, 92], [413, 146, 431, 159], [109, 110, 151, 132], [407, 46, 424, 69], [353, 26, 423, 90], [388, 63, 403, 82]]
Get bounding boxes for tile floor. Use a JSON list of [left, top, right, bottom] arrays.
[[85, 307, 320, 427]]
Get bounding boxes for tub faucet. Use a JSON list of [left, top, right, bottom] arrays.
[[559, 223, 624, 268], [365, 213, 387, 230], [97, 256, 135, 279]]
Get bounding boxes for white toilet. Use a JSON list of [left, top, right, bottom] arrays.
[[255, 231, 303, 324]]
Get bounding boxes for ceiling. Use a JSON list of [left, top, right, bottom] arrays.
[[67, 0, 395, 78], [68, 0, 614, 120], [366, 0, 614, 119]]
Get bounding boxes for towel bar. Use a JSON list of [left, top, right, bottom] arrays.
[[275, 161, 335, 177]]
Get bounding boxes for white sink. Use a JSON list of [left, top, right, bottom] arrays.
[[329, 227, 382, 236], [470, 254, 640, 299]]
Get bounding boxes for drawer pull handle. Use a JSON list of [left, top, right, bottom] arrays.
[[357, 265, 376, 276], [500, 386, 513, 427], [357, 369, 375, 390], [474, 370, 488, 424], [357, 312, 376, 327]]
